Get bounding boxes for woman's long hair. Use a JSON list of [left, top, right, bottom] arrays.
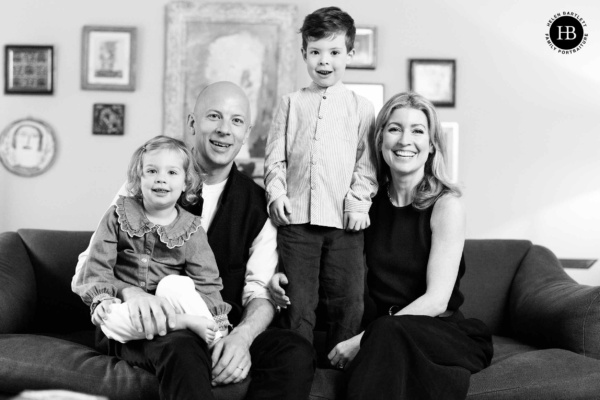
[[374, 92, 461, 209]]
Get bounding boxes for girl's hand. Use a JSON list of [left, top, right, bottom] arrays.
[[327, 333, 363, 370], [268, 272, 290, 308], [91, 298, 122, 327]]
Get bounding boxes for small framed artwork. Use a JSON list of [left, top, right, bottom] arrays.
[[409, 59, 456, 107], [93, 104, 125, 135], [348, 26, 377, 69], [346, 83, 384, 115], [81, 26, 136, 91], [4, 45, 53, 95], [440, 122, 459, 183], [0, 118, 58, 177]]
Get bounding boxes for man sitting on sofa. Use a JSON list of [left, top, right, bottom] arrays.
[[72, 81, 316, 400]]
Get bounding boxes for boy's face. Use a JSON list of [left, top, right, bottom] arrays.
[[302, 34, 354, 88]]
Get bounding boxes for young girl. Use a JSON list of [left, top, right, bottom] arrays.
[[73, 135, 230, 346]]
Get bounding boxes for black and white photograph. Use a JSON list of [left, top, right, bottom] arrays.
[[0, 1, 598, 400]]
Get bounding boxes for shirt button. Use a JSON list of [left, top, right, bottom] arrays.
[[141, 258, 148, 263], [323, 96, 327, 99], [146, 250, 151, 255], [140, 282, 145, 287], [318, 115, 323, 119]]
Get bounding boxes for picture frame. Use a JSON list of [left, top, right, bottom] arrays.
[[0, 117, 58, 177], [81, 26, 137, 91], [345, 83, 384, 115], [92, 104, 125, 135], [4, 45, 53, 95], [348, 26, 377, 69], [164, 2, 298, 182], [440, 122, 459, 183], [409, 59, 456, 107]]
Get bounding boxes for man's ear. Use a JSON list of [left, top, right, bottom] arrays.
[[243, 125, 253, 145], [301, 47, 307, 61], [186, 113, 195, 134]]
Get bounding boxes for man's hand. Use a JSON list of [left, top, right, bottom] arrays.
[[343, 212, 370, 232], [121, 288, 177, 340], [269, 195, 292, 226], [210, 327, 253, 386], [268, 272, 290, 309], [91, 298, 122, 326]]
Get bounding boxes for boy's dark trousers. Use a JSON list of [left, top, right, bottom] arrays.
[[276, 223, 365, 353], [96, 326, 315, 400]]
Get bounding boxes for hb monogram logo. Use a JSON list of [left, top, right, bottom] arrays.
[[545, 13, 588, 54]]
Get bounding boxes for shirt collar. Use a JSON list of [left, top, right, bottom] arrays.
[[308, 80, 347, 94], [115, 196, 202, 249]]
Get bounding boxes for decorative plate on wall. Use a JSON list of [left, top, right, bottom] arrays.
[[0, 117, 58, 177]]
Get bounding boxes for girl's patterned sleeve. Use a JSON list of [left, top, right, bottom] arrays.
[[184, 227, 232, 330], [72, 206, 121, 311]]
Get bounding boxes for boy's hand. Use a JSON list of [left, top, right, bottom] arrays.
[[343, 212, 370, 232], [269, 195, 292, 226], [91, 298, 122, 327], [268, 272, 291, 309]]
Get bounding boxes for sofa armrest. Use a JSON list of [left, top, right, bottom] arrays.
[[509, 244, 600, 359], [0, 231, 37, 333]]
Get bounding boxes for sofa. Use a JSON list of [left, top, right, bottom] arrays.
[[2, 229, 600, 399]]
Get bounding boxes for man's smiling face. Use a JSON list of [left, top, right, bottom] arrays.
[[188, 82, 252, 173]]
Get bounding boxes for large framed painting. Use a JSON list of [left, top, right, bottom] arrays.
[[165, 2, 298, 181]]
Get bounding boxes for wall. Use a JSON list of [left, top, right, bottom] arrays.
[[1, 0, 599, 283]]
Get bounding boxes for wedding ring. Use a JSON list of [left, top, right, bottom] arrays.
[[337, 362, 344, 369]]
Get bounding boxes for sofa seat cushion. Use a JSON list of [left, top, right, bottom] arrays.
[[468, 336, 600, 399], [0, 334, 250, 400]]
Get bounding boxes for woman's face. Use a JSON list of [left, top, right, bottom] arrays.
[[381, 107, 433, 179]]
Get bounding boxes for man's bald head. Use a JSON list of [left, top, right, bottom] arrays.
[[194, 81, 252, 123], [187, 81, 253, 183]]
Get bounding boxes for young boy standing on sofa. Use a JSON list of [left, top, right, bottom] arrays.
[[264, 6, 378, 355]]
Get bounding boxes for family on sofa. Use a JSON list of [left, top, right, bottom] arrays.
[[65, 6, 494, 399]]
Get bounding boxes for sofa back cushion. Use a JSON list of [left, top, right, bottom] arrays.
[[461, 239, 532, 335], [18, 229, 95, 334]]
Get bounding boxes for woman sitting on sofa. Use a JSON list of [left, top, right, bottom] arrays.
[[270, 92, 494, 399]]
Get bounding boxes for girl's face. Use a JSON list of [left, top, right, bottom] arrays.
[[140, 149, 186, 212], [381, 107, 433, 179]]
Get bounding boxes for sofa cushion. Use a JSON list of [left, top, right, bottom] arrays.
[[468, 337, 600, 399], [0, 232, 36, 333], [461, 240, 531, 335], [17, 229, 95, 334], [510, 244, 600, 359]]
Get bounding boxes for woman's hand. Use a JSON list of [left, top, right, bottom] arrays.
[[327, 332, 363, 370], [268, 272, 290, 308], [91, 298, 122, 326]]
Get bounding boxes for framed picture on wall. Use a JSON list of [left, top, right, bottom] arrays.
[[346, 83, 384, 115], [440, 122, 459, 182], [81, 26, 137, 91], [4, 45, 53, 95], [348, 26, 377, 69], [0, 117, 58, 177], [409, 59, 456, 107], [164, 2, 298, 182], [92, 104, 125, 135]]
